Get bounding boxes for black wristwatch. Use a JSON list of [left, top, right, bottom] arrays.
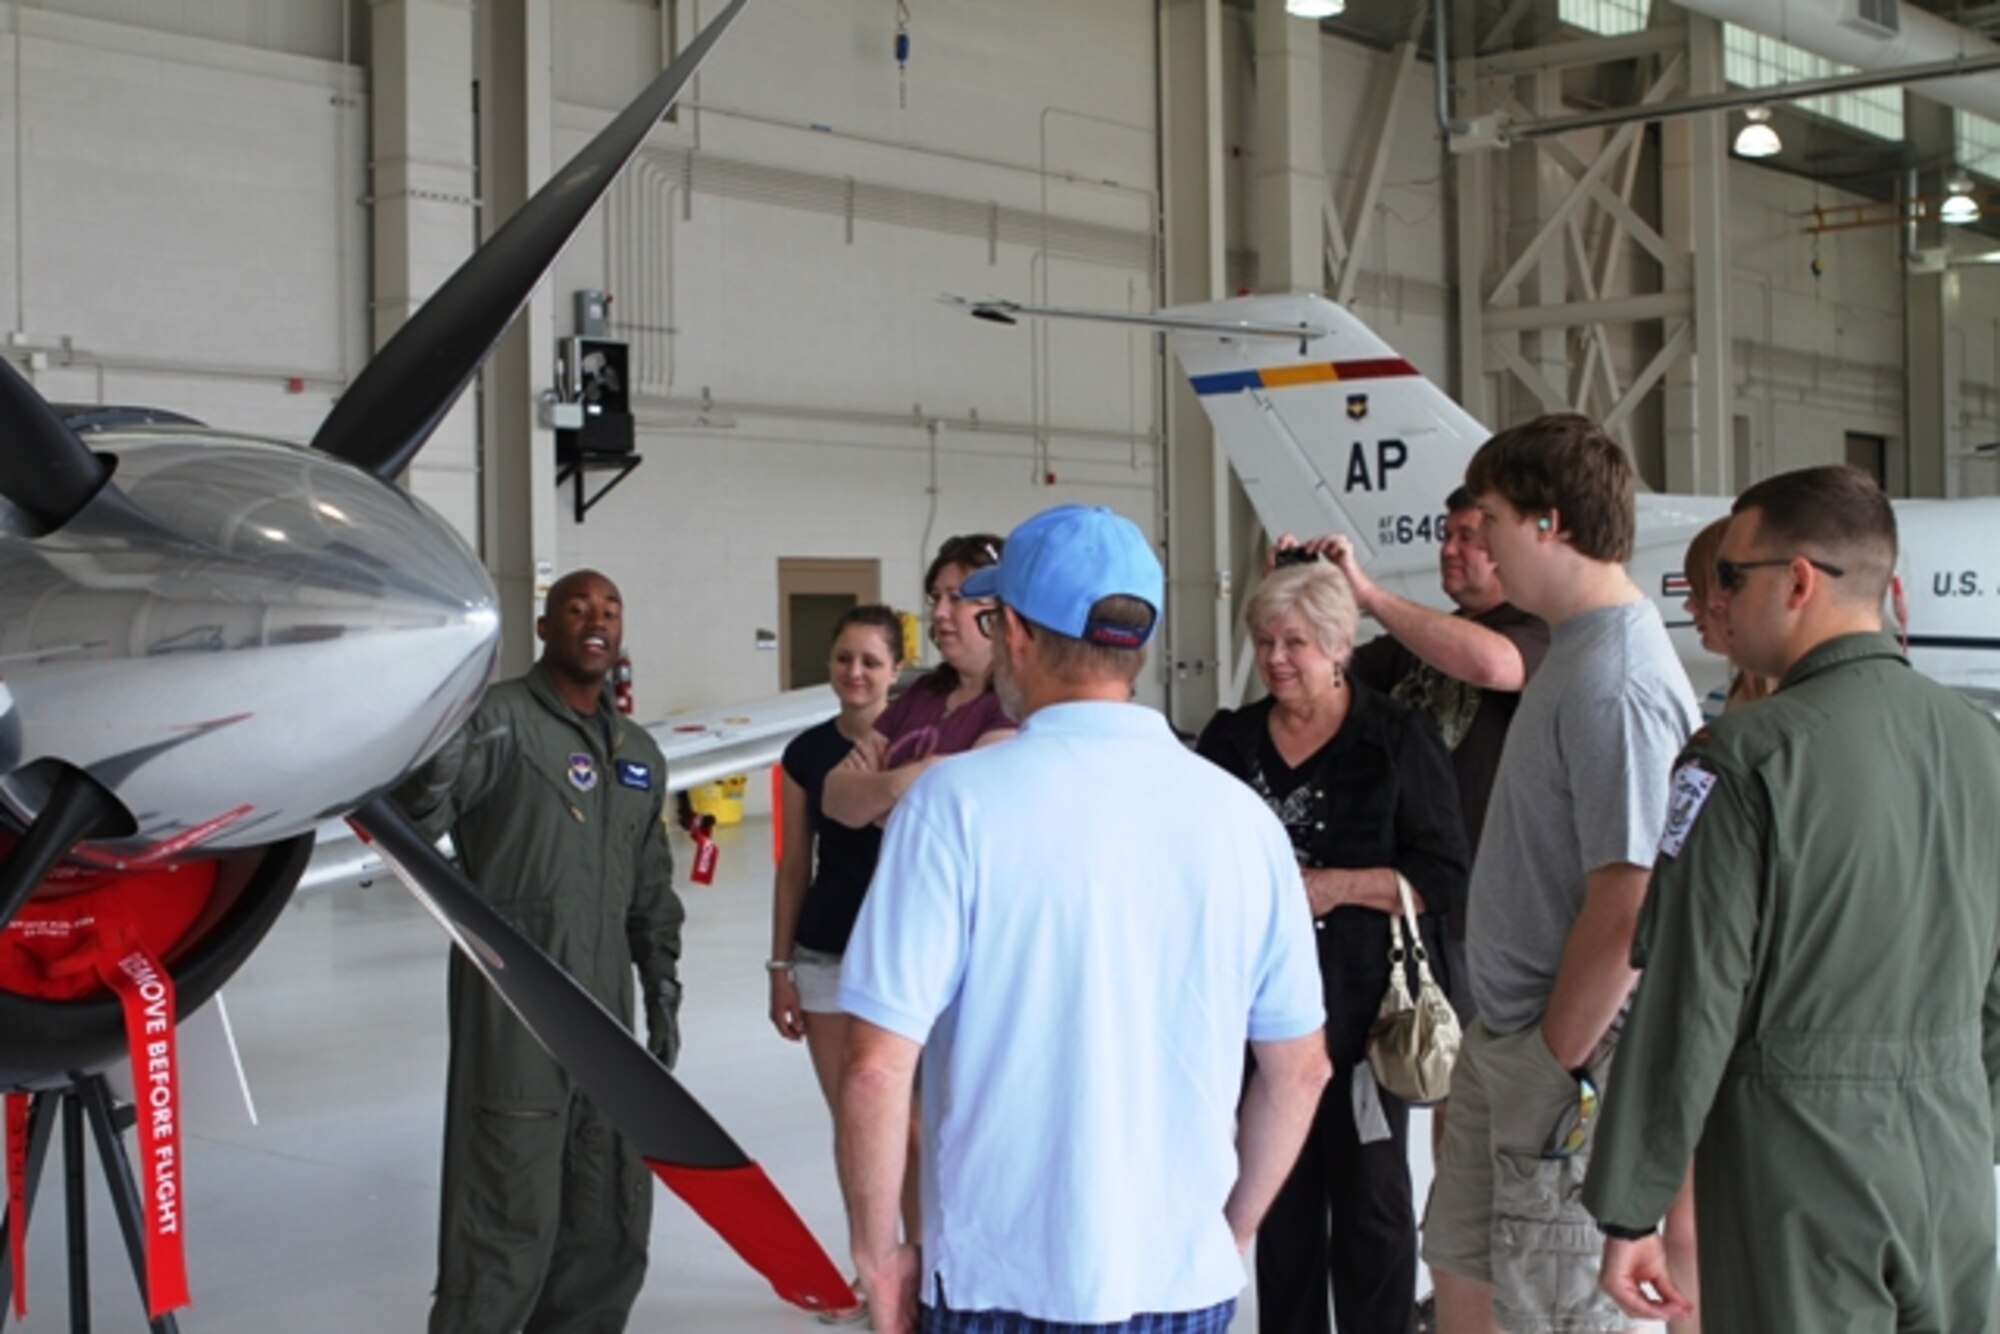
[[1597, 1220, 1658, 1241]]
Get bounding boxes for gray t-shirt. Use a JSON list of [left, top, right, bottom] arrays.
[[1466, 598, 1698, 1032]]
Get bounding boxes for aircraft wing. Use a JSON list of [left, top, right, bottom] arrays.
[[298, 685, 836, 895], [644, 686, 840, 794]]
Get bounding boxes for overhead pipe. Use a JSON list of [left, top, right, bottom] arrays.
[[1670, 0, 2000, 124], [1510, 49, 2000, 137]]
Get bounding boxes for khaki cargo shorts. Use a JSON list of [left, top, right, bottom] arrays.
[[1421, 1018, 1627, 1334]]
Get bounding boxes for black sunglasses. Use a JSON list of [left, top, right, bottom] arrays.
[[1714, 555, 1844, 593]]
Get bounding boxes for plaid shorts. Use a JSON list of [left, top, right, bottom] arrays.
[[919, 1298, 1235, 1333]]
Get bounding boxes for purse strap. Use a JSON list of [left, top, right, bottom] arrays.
[[1392, 873, 1439, 989]]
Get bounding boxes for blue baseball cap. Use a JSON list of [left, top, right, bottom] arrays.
[[961, 504, 1163, 647]]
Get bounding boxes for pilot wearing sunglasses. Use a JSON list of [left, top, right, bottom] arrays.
[[1584, 466, 2000, 1334]]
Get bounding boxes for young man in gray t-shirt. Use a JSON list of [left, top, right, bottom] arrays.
[[1420, 414, 1698, 1334]]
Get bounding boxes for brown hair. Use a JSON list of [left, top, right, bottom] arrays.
[[1464, 413, 1635, 563], [1732, 465, 1897, 605], [922, 533, 1005, 695], [833, 604, 905, 665], [924, 534, 1004, 602], [1682, 517, 1730, 607], [1017, 595, 1153, 687], [1685, 517, 1778, 706]]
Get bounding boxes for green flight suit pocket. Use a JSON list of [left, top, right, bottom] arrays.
[[462, 1102, 566, 1249]]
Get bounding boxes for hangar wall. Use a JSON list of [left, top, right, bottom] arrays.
[[0, 2, 366, 440], [1729, 163, 1907, 485], [1315, 28, 1455, 388], [543, 0, 1166, 713]]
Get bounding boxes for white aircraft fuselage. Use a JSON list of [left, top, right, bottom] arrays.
[[1163, 294, 2000, 713]]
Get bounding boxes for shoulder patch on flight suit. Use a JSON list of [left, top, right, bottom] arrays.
[[1658, 761, 1717, 858], [616, 760, 652, 790]]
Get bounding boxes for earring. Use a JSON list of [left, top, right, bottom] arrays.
[[1333, 662, 1346, 688], [1536, 516, 1553, 532]]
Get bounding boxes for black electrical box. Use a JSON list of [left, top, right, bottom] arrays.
[[558, 336, 634, 461]]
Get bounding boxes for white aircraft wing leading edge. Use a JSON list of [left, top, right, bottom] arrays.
[[298, 685, 839, 895]]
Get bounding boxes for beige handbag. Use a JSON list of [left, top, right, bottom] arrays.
[[1366, 873, 1461, 1106]]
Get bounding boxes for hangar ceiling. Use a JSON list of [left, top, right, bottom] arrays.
[[1291, 0, 2000, 225]]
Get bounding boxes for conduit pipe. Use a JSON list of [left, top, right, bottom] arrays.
[[1670, 0, 2000, 123]]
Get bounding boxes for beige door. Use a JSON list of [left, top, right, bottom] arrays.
[[778, 558, 880, 690]]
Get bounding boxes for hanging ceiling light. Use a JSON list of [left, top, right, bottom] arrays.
[[1286, 0, 1344, 17], [1941, 173, 1981, 226], [1733, 106, 1781, 159]]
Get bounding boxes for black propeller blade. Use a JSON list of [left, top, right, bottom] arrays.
[[0, 767, 127, 932], [310, 0, 750, 481], [347, 795, 852, 1312], [0, 358, 110, 535]]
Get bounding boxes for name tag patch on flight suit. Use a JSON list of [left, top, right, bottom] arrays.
[[567, 753, 598, 792], [1659, 761, 1717, 858], [616, 760, 652, 790]]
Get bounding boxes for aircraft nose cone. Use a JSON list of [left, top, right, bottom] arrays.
[[0, 436, 503, 858]]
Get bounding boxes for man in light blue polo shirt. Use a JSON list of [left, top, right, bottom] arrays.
[[836, 503, 1332, 1334]]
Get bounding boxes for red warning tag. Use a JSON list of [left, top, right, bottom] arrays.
[[690, 821, 720, 886], [6, 1093, 27, 1318], [97, 947, 190, 1317]]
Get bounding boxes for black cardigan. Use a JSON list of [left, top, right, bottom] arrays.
[[1196, 682, 1470, 1038]]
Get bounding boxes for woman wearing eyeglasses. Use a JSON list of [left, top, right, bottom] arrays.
[[822, 533, 1016, 832], [1195, 556, 1469, 1334]]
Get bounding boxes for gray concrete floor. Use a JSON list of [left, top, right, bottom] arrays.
[[10, 816, 1463, 1332]]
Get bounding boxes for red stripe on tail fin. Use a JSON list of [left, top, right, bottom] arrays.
[[1334, 357, 1419, 379]]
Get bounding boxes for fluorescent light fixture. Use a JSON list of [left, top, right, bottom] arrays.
[[1942, 173, 1980, 226], [1286, 0, 1344, 17], [1734, 107, 1781, 159]]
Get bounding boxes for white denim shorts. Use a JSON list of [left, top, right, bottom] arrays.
[[793, 945, 844, 1014]]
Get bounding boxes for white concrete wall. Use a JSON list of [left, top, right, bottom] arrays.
[[1728, 163, 1907, 482], [0, 3, 366, 440], [545, 0, 1165, 712], [13, 0, 348, 62], [1945, 257, 2000, 499], [1316, 33, 1455, 388]]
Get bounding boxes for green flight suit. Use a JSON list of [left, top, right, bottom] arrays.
[[397, 663, 683, 1334], [1583, 633, 2000, 1333]]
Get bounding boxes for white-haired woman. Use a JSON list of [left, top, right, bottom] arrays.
[[1196, 556, 1469, 1334]]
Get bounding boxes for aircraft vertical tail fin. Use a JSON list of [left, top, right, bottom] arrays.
[[1163, 295, 1489, 573]]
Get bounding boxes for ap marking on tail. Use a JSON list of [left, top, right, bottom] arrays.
[[1344, 437, 1408, 492]]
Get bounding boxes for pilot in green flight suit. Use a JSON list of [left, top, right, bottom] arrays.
[[1582, 468, 2000, 1333], [397, 569, 683, 1334]]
